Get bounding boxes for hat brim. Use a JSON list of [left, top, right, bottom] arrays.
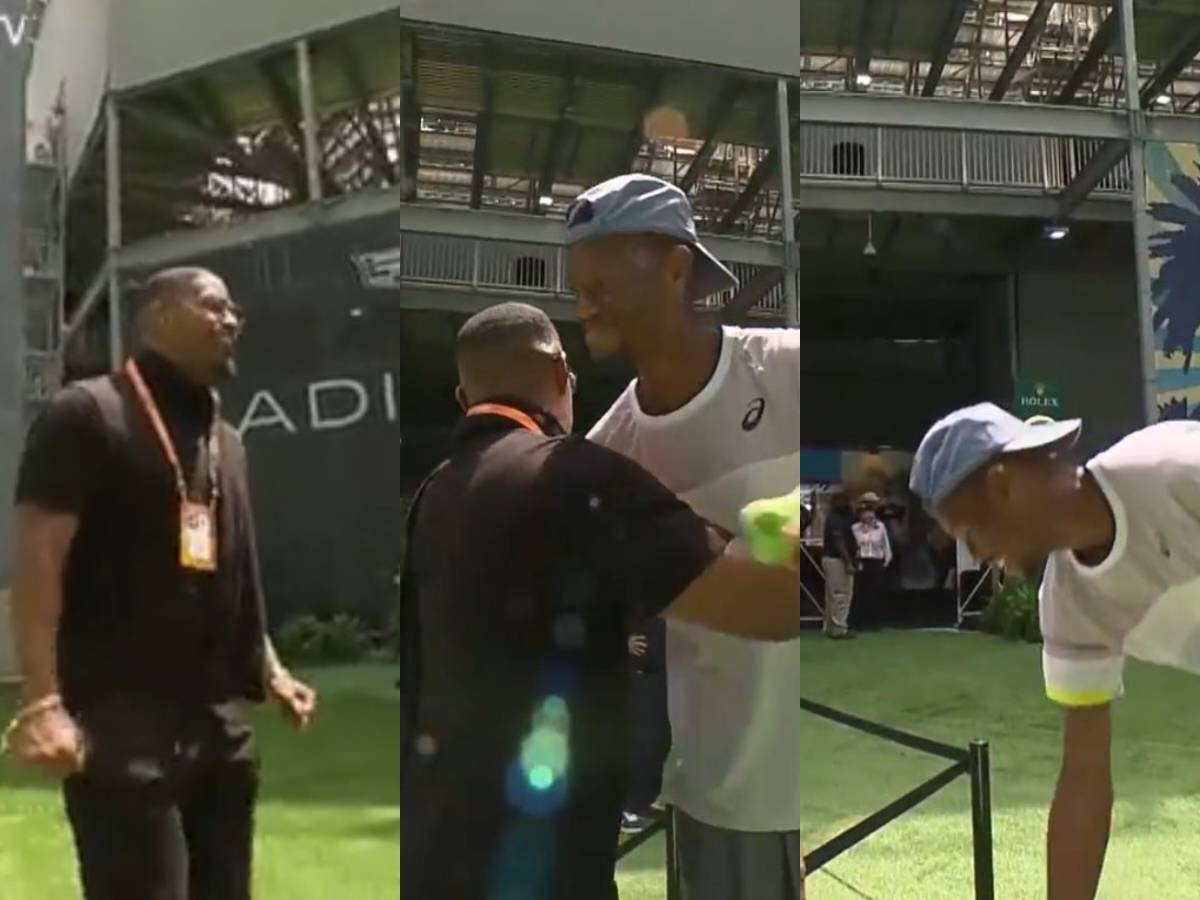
[[1003, 418, 1082, 454], [686, 241, 739, 302]]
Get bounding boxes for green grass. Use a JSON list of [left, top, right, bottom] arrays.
[[615, 631, 1200, 899], [6, 639, 1200, 899], [0, 665, 400, 900]]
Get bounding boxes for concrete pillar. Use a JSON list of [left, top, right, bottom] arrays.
[[775, 79, 799, 328], [106, 93, 123, 368], [296, 39, 323, 202], [1118, 0, 1157, 425], [0, 0, 31, 674]]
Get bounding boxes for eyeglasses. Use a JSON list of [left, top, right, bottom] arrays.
[[189, 295, 244, 328]]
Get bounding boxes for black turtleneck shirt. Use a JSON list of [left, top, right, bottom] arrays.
[[14, 352, 268, 722], [400, 399, 724, 900]]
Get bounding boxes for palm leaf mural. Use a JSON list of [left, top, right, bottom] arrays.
[[1148, 152, 1200, 421]]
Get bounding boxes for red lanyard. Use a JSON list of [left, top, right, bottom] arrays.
[[466, 403, 545, 435], [125, 359, 221, 504]]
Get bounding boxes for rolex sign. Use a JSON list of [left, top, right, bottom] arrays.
[[1015, 377, 1065, 420]]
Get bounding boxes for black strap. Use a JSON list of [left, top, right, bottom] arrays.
[[75, 374, 127, 432], [399, 461, 447, 785]]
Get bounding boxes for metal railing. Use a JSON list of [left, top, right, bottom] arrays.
[[354, 233, 786, 316], [616, 703, 995, 900], [797, 124, 1132, 195]]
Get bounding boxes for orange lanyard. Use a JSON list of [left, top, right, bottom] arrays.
[[125, 359, 221, 504], [466, 403, 545, 435]]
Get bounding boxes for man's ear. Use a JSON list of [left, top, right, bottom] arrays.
[[554, 356, 571, 393], [454, 385, 469, 412], [984, 461, 1009, 501], [666, 244, 694, 290]]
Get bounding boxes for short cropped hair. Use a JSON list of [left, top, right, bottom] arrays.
[[457, 302, 562, 361], [128, 267, 218, 326], [456, 302, 564, 398]]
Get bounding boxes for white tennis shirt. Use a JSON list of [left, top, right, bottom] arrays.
[[588, 326, 801, 831], [1041, 421, 1200, 707]]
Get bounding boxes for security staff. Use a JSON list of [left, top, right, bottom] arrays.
[[400, 302, 802, 900], [5, 267, 316, 900]]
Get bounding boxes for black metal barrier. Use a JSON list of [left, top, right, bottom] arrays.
[[615, 808, 680, 900], [616, 698, 994, 900]]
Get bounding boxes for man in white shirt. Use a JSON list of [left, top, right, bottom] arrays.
[[566, 174, 802, 900], [911, 402, 1200, 900]]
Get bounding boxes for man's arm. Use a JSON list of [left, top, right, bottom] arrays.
[[263, 635, 284, 682], [838, 519, 857, 565], [8, 387, 104, 707], [577, 445, 801, 642], [3, 387, 106, 775], [228, 428, 316, 728], [662, 553, 801, 641], [1048, 703, 1113, 900], [2, 505, 88, 775], [10, 505, 77, 703]]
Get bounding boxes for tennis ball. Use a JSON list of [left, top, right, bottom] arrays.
[[739, 486, 803, 565]]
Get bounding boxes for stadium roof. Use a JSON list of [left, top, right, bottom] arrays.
[[44, 2, 1200, 299]]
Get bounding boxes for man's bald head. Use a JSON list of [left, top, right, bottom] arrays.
[[455, 303, 575, 431]]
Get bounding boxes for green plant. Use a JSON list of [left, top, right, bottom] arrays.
[[981, 575, 1042, 643], [323, 613, 373, 662], [276, 615, 326, 662], [276, 613, 372, 664]]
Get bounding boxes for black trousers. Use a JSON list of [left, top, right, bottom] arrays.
[[851, 560, 887, 631], [626, 669, 670, 813], [63, 702, 259, 900]]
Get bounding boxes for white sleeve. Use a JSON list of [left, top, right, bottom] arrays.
[[1039, 561, 1125, 707]]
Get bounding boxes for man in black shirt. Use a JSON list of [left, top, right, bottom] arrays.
[[4, 267, 317, 900], [822, 489, 857, 639], [399, 302, 801, 900]]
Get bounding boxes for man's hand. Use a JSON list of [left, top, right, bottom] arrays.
[[269, 669, 318, 730], [628, 634, 648, 657], [4, 698, 86, 778]]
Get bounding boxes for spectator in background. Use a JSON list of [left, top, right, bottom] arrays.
[[876, 489, 907, 566], [852, 493, 893, 631], [822, 491, 857, 640], [622, 617, 669, 832]]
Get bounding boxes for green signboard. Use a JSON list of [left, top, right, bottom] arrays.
[[1014, 377, 1065, 420]]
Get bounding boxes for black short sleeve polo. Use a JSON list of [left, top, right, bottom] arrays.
[[401, 415, 727, 900], [15, 386, 108, 513], [564, 440, 727, 621]]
